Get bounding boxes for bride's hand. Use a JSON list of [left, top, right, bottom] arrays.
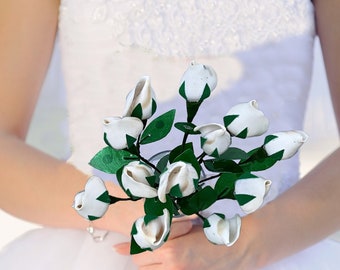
[[115, 218, 259, 270]]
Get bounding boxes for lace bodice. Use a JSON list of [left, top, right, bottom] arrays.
[[59, 0, 314, 57], [58, 0, 315, 209]]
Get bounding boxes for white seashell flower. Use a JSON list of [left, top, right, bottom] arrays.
[[263, 130, 308, 160], [194, 123, 231, 157], [103, 116, 144, 150], [123, 76, 157, 120], [158, 161, 198, 203], [120, 161, 157, 198], [132, 209, 171, 250], [224, 100, 269, 138], [179, 61, 217, 102], [203, 214, 241, 246], [73, 176, 110, 221], [234, 175, 272, 214]]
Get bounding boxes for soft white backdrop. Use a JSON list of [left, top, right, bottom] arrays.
[[0, 37, 339, 250]]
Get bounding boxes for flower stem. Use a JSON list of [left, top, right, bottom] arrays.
[[199, 173, 221, 183], [198, 152, 207, 163], [109, 196, 141, 204], [139, 155, 161, 174], [195, 212, 205, 222]]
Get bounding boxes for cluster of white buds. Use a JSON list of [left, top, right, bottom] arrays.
[[73, 62, 308, 253]]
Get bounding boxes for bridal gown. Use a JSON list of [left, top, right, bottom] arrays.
[[1, 0, 340, 269]]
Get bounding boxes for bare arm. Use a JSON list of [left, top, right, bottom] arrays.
[[0, 0, 143, 235], [314, 0, 340, 130]]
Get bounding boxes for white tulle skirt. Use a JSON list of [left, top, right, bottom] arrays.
[[0, 227, 339, 270]]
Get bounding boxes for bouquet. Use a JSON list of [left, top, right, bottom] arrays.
[[73, 62, 308, 254]]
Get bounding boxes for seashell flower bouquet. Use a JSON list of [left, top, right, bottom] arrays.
[[73, 62, 308, 254]]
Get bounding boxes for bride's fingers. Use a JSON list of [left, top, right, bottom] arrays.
[[167, 220, 193, 240], [113, 242, 130, 255], [132, 251, 161, 266]]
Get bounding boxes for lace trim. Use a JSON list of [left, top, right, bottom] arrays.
[[59, 0, 315, 57]]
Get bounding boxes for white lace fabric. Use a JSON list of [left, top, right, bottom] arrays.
[[59, 0, 314, 57]]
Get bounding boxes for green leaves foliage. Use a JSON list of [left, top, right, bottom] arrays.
[[174, 122, 200, 134], [214, 173, 239, 200], [140, 109, 176, 144], [89, 146, 137, 174], [177, 186, 217, 215], [204, 159, 243, 173], [240, 147, 284, 171]]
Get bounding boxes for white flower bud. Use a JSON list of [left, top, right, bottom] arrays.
[[203, 214, 241, 246], [103, 116, 144, 149], [263, 130, 308, 159], [158, 161, 198, 203], [179, 61, 217, 102], [123, 76, 157, 120], [234, 175, 272, 214], [194, 123, 231, 157], [132, 209, 171, 250], [225, 100, 269, 138], [73, 176, 110, 221], [120, 161, 157, 198]]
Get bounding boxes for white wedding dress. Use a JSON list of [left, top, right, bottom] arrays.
[[1, 0, 340, 269]]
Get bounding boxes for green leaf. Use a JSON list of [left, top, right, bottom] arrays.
[[203, 159, 243, 173], [173, 148, 201, 176], [235, 194, 256, 206], [239, 147, 267, 164], [131, 103, 143, 119], [169, 143, 193, 163], [223, 115, 238, 127], [179, 82, 210, 103], [210, 148, 219, 158], [140, 109, 176, 144], [199, 83, 211, 102], [170, 184, 183, 198], [214, 173, 239, 199], [236, 127, 248, 139], [174, 122, 200, 134], [144, 214, 159, 226], [89, 147, 137, 174], [240, 148, 284, 171], [146, 175, 157, 187], [96, 191, 111, 203], [88, 215, 100, 221], [264, 134, 278, 144], [200, 136, 207, 149], [151, 99, 157, 115], [179, 81, 186, 100], [144, 197, 174, 217], [126, 134, 137, 149], [186, 101, 202, 123], [109, 195, 123, 204], [218, 147, 248, 161], [155, 153, 169, 174], [177, 186, 217, 215]]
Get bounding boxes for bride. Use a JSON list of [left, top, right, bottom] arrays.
[[0, 0, 340, 269]]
